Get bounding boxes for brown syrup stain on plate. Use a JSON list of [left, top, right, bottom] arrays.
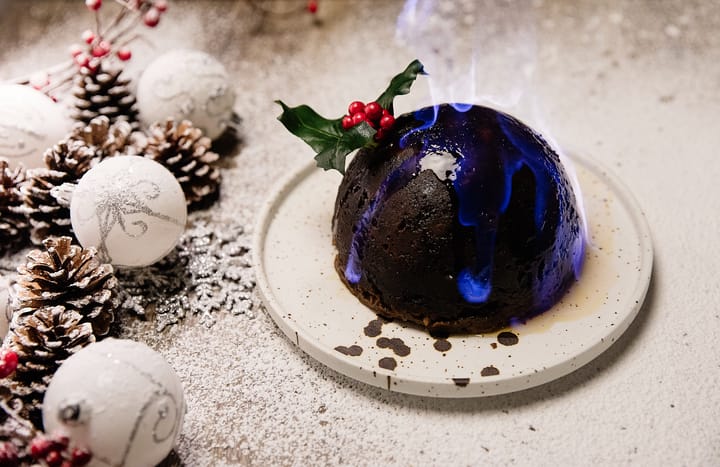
[[433, 339, 452, 352], [481, 365, 500, 377], [363, 318, 384, 337], [497, 331, 519, 346], [334, 345, 363, 357], [452, 378, 470, 387], [376, 337, 411, 357], [378, 357, 397, 370]]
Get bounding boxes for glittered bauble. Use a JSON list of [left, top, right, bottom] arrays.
[[70, 156, 187, 267], [137, 49, 236, 140], [43, 338, 186, 467], [0, 84, 72, 169]]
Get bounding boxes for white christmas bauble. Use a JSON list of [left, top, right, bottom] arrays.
[[70, 155, 187, 267], [137, 49, 236, 140], [43, 339, 185, 467], [0, 84, 71, 169]]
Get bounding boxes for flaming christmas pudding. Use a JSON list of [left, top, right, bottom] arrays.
[[278, 61, 585, 334]]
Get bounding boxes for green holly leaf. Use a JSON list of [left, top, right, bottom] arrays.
[[276, 60, 425, 175], [275, 101, 375, 174], [376, 59, 426, 115]]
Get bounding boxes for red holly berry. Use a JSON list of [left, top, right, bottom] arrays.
[[85, 0, 102, 11], [382, 108, 391, 116], [91, 41, 111, 58], [348, 101, 364, 116], [374, 128, 387, 141], [144, 8, 161, 27], [117, 47, 132, 61], [154, 0, 168, 12], [351, 112, 367, 126], [0, 349, 18, 378], [0, 441, 18, 466], [30, 436, 53, 459], [71, 448, 92, 466], [45, 450, 63, 467], [341, 115, 353, 130], [364, 101, 382, 122], [379, 114, 395, 130], [81, 29, 95, 44], [307, 0, 318, 14], [69, 44, 83, 57], [52, 434, 70, 449], [74, 54, 90, 68]]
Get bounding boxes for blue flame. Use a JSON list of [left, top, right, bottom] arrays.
[[345, 105, 585, 310], [344, 154, 422, 284]]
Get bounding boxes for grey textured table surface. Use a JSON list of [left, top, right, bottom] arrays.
[[1, 0, 719, 465]]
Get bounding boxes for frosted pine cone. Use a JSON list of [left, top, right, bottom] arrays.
[[3, 305, 95, 429], [143, 118, 221, 209], [0, 159, 29, 253], [67, 115, 134, 160], [13, 237, 118, 337], [72, 62, 139, 130], [22, 141, 95, 244]]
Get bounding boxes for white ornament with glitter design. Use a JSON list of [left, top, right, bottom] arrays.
[[136, 49, 236, 140], [70, 156, 187, 267], [43, 338, 186, 467], [0, 84, 72, 169]]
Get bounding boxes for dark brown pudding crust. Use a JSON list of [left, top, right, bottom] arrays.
[[332, 105, 583, 335]]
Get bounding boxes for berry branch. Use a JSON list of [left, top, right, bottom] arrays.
[[3, 0, 169, 99]]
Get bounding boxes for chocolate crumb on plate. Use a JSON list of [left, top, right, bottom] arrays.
[[363, 318, 384, 337], [378, 357, 397, 370], [497, 331, 519, 346], [433, 339, 452, 352], [334, 345, 363, 356], [376, 337, 411, 357], [481, 365, 500, 377]]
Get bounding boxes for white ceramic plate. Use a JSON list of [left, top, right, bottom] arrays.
[[253, 153, 653, 398]]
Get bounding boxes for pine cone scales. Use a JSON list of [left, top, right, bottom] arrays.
[[0, 159, 28, 251], [9, 306, 95, 379], [72, 63, 139, 129], [144, 119, 221, 209], [22, 141, 95, 244], [3, 305, 95, 428], [68, 115, 133, 160], [13, 237, 118, 336]]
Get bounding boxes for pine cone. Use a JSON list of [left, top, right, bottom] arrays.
[[13, 237, 118, 337], [67, 115, 133, 160], [143, 119, 221, 209], [0, 159, 29, 253], [72, 63, 139, 130], [21, 141, 95, 244], [3, 305, 95, 428]]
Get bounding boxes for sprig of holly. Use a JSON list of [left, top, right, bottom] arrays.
[[276, 59, 425, 174]]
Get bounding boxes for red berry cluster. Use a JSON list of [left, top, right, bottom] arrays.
[[71, 0, 169, 73], [0, 349, 18, 379], [29, 434, 92, 467], [0, 441, 18, 467], [341, 101, 395, 141]]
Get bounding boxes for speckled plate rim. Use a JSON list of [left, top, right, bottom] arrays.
[[253, 152, 653, 398]]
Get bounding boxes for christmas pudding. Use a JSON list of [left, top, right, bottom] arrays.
[[332, 104, 585, 334], [277, 60, 585, 334]]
